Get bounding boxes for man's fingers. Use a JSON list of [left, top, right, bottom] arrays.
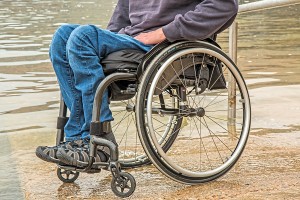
[[134, 29, 166, 45], [134, 34, 148, 44]]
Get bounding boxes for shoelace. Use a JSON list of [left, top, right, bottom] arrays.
[[70, 139, 90, 151], [60, 140, 85, 151]]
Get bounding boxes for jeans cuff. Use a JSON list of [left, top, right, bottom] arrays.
[[65, 136, 82, 142], [81, 135, 91, 141]]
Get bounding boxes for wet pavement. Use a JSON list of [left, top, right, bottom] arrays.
[[2, 85, 299, 200], [1, 0, 300, 199]]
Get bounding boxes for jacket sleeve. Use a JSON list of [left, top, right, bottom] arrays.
[[162, 0, 238, 42], [106, 0, 131, 32]]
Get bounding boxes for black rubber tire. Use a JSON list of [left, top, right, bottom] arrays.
[[135, 41, 251, 184], [57, 168, 79, 183], [111, 172, 136, 198]]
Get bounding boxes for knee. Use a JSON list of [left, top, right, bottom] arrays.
[[72, 25, 96, 37], [57, 24, 76, 33], [52, 24, 78, 44], [66, 25, 109, 53], [50, 24, 78, 58], [67, 25, 96, 47]]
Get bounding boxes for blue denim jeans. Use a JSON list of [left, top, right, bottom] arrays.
[[49, 24, 152, 141]]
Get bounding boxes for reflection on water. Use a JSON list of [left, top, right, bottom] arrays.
[[0, 1, 117, 198], [0, 0, 300, 199], [0, 0, 116, 70], [0, 135, 23, 199], [236, 4, 300, 87], [0, 0, 117, 134]]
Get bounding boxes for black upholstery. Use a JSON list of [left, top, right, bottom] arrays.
[[100, 38, 225, 101]]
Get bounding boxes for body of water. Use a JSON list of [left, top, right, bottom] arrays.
[[1, 0, 300, 133]]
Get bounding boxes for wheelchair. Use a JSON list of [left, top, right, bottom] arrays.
[[54, 39, 251, 198]]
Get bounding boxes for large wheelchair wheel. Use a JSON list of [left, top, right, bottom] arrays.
[[111, 95, 182, 168], [136, 41, 251, 183]]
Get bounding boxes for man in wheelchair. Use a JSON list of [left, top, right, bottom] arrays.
[[36, 0, 238, 169]]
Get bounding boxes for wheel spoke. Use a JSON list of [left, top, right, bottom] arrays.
[[191, 117, 213, 170], [204, 115, 241, 141], [125, 185, 131, 189], [199, 116, 234, 153], [203, 117, 225, 163], [137, 43, 250, 183], [208, 67, 228, 90]]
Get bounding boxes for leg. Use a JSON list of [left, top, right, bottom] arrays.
[[56, 25, 152, 167], [49, 24, 85, 141], [36, 24, 89, 164], [65, 25, 151, 140]]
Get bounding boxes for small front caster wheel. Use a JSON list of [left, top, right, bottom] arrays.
[[57, 168, 79, 183], [111, 172, 136, 198]]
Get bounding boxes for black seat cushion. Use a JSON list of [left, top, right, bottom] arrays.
[[101, 49, 146, 75], [101, 49, 146, 101]]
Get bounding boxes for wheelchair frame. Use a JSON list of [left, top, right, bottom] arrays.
[[54, 39, 251, 198]]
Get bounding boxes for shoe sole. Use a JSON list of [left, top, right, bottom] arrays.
[[56, 148, 79, 166], [57, 148, 108, 169], [35, 146, 60, 164]]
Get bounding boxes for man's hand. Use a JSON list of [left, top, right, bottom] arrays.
[[134, 28, 166, 45]]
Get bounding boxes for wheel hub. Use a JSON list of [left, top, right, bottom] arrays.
[[185, 107, 205, 117], [195, 107, 205, 117]]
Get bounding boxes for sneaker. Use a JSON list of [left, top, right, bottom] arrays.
[[35, 140, 84, 164], [57, 132, 117, 168]]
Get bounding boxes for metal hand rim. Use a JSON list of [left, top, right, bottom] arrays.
[[146, 47, 251, 178]]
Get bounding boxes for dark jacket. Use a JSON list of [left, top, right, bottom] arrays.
[[107, 0, 238, 42]]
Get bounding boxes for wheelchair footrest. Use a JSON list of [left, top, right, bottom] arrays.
[[58, 164, 102, 173]]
